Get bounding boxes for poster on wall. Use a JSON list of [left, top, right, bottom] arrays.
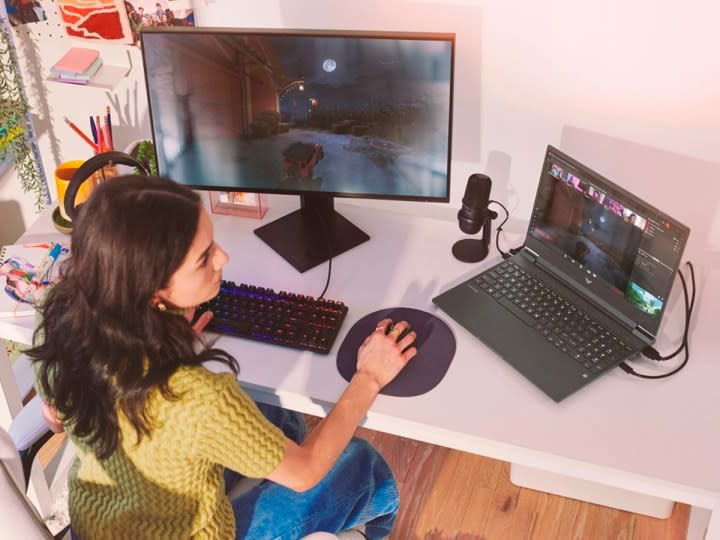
[[4, 0, 48, 27], [56, 0, 134, 43], [125, 0, 194, 46]]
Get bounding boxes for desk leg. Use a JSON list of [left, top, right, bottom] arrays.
[[0, 342, 23, 428], [704, 505, 719, 540]]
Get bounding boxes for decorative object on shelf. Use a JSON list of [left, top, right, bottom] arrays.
[[208, 191, 268, 219], [0, 14, 49, 211], [49, 46, 103, 85]]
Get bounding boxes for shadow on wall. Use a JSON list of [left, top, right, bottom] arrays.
[[106, 80, 152, 153], [15, 33, 62, 170], [0, 199, 26, 245]]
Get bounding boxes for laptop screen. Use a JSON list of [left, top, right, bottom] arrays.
[[526, 146, 689, 336]]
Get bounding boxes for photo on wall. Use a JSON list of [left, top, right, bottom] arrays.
[[125, 0, 194, 45], [4, 0, 47, 27]]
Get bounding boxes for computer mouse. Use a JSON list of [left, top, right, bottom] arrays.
[[336, 307, 456, 397]]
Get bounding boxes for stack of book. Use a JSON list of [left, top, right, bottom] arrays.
[[50, 47, 103, 85]]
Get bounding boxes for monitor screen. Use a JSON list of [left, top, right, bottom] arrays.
[[140, 27, 455, 272], [140, 27, 454, 201]]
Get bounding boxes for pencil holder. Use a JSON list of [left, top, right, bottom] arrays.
[[55, 160, 92, 222]]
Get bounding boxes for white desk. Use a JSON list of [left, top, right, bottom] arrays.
[[2, 197, 718, 538]]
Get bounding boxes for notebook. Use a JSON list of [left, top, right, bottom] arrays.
[[50, 47, 100, 76], [0, 242, 69, 318], [433, 145, 690, 402]]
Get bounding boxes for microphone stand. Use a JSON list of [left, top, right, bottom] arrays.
[[452, 209, 498, 263]]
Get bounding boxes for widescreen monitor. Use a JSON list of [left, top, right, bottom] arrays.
[[141, 27, 455, 271]]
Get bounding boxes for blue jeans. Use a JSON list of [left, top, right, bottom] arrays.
[[225, 403, 399, 540]]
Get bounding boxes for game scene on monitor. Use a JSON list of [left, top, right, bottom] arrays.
[[142, 30, 453, 199]]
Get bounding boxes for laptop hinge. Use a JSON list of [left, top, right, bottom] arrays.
[[523, 247, 539, 261], [633, 325, 655, 344]]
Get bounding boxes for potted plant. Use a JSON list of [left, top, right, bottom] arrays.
[[0, 20, 49, 211], [126, 138, 158, 176]]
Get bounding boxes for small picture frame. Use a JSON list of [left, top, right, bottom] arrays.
[[208, 191, 268, 219]]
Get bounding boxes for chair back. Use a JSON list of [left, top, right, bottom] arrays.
[[0, 426, 54, 539]]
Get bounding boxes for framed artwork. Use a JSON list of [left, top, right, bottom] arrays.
[[208, 191, 268, 219], [56, 0, 134, 43]]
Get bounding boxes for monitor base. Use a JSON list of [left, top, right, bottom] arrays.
[[254, 195, 370, 273]]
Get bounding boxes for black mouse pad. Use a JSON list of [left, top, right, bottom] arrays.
[[337, 307, 456, 397]]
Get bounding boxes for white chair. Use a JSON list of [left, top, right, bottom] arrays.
[[0, 421, 68, 539]]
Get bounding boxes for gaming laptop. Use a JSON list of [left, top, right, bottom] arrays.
[[433, 145, 690, 402]]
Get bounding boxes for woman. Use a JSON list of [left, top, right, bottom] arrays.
[[28, 175, 417, 539]]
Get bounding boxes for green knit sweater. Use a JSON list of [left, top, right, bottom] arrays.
[[64, 366, 286, 539]]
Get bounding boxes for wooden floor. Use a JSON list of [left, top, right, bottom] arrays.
[[349, 421, 690, 540], [41, 419, 690, 540]]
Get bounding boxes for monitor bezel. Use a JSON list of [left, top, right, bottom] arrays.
[[139, 25, 456, 204]]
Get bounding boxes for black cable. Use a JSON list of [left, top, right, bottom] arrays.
[[313, 207, 333, 299], [319, 254, 332, 299], [641, 262, 695, 361], [619, 261, 695, 379], [489, 200, 516, 259]]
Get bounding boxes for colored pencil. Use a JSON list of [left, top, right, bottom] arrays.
[[89, 116, 98, 145], [103, 114, 113, 151], [97, 117, 105, 154], [64, 117, 96, 150], [105, 105, 114, 150]]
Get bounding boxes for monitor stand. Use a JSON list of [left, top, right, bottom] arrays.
[[254, 194, 370, 273]]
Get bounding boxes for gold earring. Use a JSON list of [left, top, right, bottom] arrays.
[[157, 302, 167, 312]]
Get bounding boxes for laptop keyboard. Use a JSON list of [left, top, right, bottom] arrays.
[[473, 260, 634, 374]]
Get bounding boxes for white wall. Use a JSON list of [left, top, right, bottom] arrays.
[[193, 0, 720, 262], [3, 0, 719, 258]]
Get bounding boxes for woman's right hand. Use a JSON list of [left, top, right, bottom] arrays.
[[354, 318, 417, 393]]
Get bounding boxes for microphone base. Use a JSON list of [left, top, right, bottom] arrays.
[[452, 238, 490, 263]]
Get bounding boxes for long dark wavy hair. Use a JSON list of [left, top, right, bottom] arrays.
[[26, 175, 238, 459]]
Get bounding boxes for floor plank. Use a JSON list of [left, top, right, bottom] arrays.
[[347, 419, 690, 540]]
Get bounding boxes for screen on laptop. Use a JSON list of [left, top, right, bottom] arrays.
[[527, 147, 689, 333]]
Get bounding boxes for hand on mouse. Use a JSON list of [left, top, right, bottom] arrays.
[[355, 318, 417, 393]]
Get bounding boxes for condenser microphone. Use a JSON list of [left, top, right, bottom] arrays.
[[453, 173, 496, 263], [457, 174, 492, 235]]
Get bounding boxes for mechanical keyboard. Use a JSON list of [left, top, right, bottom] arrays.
[[196, 281, 348, 354]]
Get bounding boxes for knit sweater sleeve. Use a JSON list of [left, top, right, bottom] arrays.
[[191, 371, 286, 478]]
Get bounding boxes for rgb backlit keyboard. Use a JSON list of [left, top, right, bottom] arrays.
[[197, 281, 348, 354]]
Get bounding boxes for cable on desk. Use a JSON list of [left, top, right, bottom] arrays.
[[619, 261, 695, 379]]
